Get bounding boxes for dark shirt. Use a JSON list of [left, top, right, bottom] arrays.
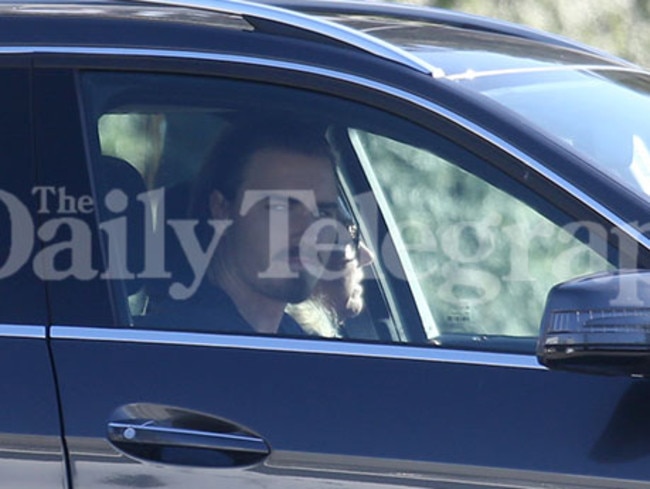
[[138, 283, 306, 336]]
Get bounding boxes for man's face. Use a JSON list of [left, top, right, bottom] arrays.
[[216, 147, 338, 303]]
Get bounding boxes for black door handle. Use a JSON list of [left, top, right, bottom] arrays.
[[108, 420, 269, 454], [107, 403, 270, 467]]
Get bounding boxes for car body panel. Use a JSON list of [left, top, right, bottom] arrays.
[[0, 1, 649, 487], [51, 326, 650, 488], [0, 328, 66, 489], [0, 61, 66, 488]]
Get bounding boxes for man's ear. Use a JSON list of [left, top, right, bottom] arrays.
[[209, 190, 231, 219]]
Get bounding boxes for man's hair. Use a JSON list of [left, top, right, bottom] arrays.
[[191, 116, 335, 218]]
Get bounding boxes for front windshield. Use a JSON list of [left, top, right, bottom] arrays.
[[457, 67, 650, 199]]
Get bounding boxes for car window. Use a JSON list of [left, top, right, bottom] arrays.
[[350, 129, 613, 352], [469, 69, 650, 203], [80, 70, 617, 352], [81, 72, 404, 342]]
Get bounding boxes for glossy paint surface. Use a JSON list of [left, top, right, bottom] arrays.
[[0, 1, 649, 488]]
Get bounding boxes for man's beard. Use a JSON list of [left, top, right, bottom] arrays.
[[257, 270, 317, 303]]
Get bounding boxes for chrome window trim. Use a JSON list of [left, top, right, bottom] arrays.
[[51, 326, 544, 370], [445, 63, 649, 81], [0, 324, 46, 339], [18, 45, 647, 366]]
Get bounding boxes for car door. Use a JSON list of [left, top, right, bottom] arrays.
[[0, 59, 66, 488], [43, 56, 650, 489]]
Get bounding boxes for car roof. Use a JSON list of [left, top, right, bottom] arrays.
[[260, 0, 637, 74], [0, 0, 439, 74], [0, 0, 634, 79], [265, 0, 622, 56]]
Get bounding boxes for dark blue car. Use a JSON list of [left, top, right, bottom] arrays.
[[2, 0, 650, 487]]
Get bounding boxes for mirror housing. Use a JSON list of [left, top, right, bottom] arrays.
[[537, 270, 650, 377]]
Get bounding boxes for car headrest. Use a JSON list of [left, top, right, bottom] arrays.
[[94, 155, 148, 296]]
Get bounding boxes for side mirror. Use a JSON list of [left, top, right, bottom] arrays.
[[537, 270, 650, 377]]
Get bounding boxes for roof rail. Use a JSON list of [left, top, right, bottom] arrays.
[[127, 0, 445, 76], [268, 0, 636, 67]]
